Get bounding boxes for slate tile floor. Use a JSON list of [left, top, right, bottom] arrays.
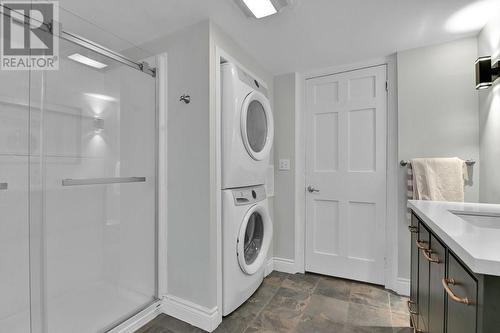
[[136, 272, 412, 333]]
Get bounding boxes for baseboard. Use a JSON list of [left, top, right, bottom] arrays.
[[273, 257, 300, 274], [109, 301, 162, 333], [391, 277, 410, 297], [162, 295, 221, 332], [264, 257, 274, 276]]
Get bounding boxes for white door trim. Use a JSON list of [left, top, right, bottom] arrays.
[[157, 52, 168, 299], [295, 56, 402, 293]]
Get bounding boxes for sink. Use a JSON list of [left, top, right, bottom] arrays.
[[451, 211, 500, 229]]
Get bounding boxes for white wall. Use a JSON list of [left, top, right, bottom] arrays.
[[478, 13, 500, 203], [272, 73, 297, 261], [397, 37, 479, 278], [138, 21, 214, 308]]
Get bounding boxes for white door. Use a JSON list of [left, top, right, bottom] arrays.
[[305, 65, 387, 285]]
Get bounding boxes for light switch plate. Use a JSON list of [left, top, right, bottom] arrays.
[[279, 159, 290, 171]]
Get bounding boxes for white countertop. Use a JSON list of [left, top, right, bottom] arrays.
[[408, 200, 500, 276]]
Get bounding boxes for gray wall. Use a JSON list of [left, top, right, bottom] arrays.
[[143, 21, 214, 308], [478, 13, 500, 203], [272, 73, 297, 260], [397, 37, 479, 278]]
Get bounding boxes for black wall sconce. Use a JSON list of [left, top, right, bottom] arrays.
[[476, 56, 500, 90]]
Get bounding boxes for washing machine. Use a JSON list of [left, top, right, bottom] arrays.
[[222, 185, 273, 316], [221, 62, 274, 189]]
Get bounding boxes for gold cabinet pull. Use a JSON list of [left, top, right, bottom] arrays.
[[442, 278, 473, 305], [422, 249, 440, 263], [415, 240, 429, 250], [406, 300, 418, 315]]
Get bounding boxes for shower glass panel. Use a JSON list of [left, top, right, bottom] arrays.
[[0, 70, 31, 333], [29, 29, 157, 333]]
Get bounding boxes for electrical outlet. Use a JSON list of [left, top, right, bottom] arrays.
[[279, 159, 290, 171]]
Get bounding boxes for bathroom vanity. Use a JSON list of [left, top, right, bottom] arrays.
[[408, 200, 500, 333]]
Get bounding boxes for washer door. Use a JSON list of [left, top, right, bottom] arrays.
[[237, 204, 272, 275], [240, 91, 274, 161]]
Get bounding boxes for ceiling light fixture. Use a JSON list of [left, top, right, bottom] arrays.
[[68, 53, 108, 69], [237, 0, 291, 19], [475, 56, 500, 90]]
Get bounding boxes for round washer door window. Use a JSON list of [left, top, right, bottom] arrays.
[[241, 91, 274, 161], [237, 204, 272, 275]]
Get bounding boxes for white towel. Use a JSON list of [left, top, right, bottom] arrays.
[[411, 157, 467, 202]]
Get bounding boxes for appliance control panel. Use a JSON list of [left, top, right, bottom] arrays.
[[232, 185, 266, 206], [236, 66, 268, 98]]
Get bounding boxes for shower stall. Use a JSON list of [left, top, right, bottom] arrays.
[[0, 6, 159, 333]]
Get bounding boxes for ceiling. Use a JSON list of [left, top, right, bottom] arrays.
[[53, 0, 500, 75]]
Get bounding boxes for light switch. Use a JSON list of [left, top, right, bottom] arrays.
[[279, 159, 290, 171]]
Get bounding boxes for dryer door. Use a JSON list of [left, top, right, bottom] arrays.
[[237, 203, 272, 275], [240, 91, 274, 161]]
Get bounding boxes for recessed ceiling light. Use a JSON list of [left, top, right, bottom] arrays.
[[241, 0, 277, 18], [68, 53, 108, 69]]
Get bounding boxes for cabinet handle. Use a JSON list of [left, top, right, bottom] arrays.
[[406, 300, 418, 315], [442, 278, 473, 305], [415, 240, 429, 250], [408, 225, 418, 233], [407, 301, 424, 332], [422, 249, 440, 263]]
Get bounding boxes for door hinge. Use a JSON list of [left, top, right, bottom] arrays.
[[385, 81, 388, 91]]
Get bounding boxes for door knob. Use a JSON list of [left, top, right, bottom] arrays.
[[307, 185, 320, 193]]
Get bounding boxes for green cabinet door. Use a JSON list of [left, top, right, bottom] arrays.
[[428, 235, 446, 333], [418, 222, 430, 331], [410, 214, 419, 313], [446, 253, 477, 333]]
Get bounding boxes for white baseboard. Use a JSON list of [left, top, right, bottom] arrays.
[[162, 295, 221, 332], [273, 257, 300, 274], [391, 277, 410, 297], [264, 257, 274, 276], [109, 301, 162, 333]]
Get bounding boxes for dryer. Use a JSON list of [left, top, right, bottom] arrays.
[[222, 185, 272, 316], [221, 62, 274, 189]]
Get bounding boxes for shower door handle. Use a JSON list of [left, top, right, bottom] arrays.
[[62, 177, 146, 186], [0, 183, 7, 190]]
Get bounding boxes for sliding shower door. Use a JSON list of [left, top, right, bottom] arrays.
[[28, 37, 157, 333], [0, 68, 31, 333]]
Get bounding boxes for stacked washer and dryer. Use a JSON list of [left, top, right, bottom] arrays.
[[221, 62, 274, 316]]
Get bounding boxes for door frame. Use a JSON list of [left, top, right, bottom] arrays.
[[294, 55, 403, 294]]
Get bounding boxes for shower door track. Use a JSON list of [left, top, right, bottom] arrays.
[[0, 4, 156, 77]]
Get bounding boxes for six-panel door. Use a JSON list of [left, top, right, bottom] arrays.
[[305, 65, 387, 285]]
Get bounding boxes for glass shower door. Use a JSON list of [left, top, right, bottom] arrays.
[[29, 36, 157, 333], [0, 66, 31, 333]]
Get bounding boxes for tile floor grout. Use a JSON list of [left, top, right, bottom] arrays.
[[241, 278, 282, 333], [136, 272, 412, 333]]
